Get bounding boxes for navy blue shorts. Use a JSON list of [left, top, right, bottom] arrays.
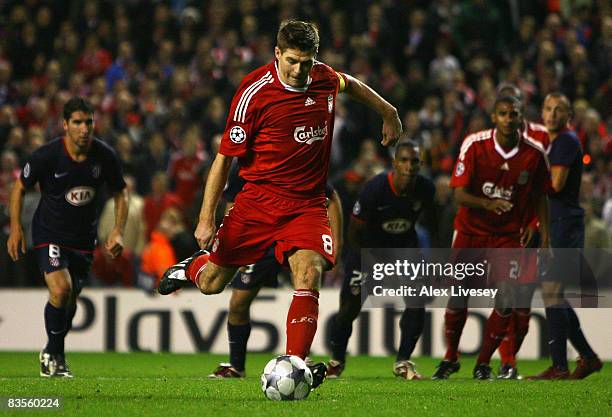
[[551, 216, 585, 248], [35, 244, 93, 292], [230, 247, 281, 290], [542, 216, 585, 284]]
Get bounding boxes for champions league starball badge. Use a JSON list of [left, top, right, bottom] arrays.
[[229, 126, 247, 144]]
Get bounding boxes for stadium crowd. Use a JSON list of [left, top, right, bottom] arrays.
[[0, 0, 610, 287]]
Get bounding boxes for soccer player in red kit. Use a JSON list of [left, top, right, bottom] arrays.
[[432, 95, 552, 380], [157, 20, 402, 389], [495, 83, 550, 378]]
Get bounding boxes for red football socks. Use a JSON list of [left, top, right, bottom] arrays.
[[286, 289, 319, 359], [444, 308, 468, 362], [499, 308, 531, 366], [186, 252, 210, 286], [513, 308, 531, 355], [477, 309, 512, 365], [498, 314, 516, 366]]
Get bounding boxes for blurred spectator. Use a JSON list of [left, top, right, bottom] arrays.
[[143, 171, 181, 239], [139, 206, 185, 290], [168, 124, 206, 209], [98, 175, 146, 257]]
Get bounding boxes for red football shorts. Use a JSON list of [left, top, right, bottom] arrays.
[[451, 231, 533, 284], [209, 183, 335, 268]]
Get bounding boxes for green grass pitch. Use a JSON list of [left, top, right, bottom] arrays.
[[0, 352, 610, 416]]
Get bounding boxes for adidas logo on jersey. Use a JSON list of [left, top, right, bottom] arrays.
[[500, 162, 510, 171], [305, 97, 316, 106]]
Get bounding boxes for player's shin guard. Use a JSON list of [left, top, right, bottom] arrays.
[[397, 308, 425, 361], [329, 314, 353, 363], [44, 302, 67, 354], [513, 308, 531, 355], [477, 309, 511, 365], [65, 303, 77, 333], [286, 289, 319, 359], [443, 308, 468, 362], [227, 322, 251, 372], [545, 305, 569, 370], [498, 314, 516, 366]]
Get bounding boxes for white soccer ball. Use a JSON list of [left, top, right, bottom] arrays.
[[260, 355, 313, 401]]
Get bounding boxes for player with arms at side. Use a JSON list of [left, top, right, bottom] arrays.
[[327, 141, 437, 380], [432, 95, 551, 380], [529, 93, 603, 380], [157, 20, 401, 389], [494, 83, 550, 378], [210, 164, 343, 378], [7, 97, 128, 377]]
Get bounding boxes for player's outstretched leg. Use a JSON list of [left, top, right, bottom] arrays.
[[327, 290, 362, 379], [564, 303, 603, 379], [474, 309, 511, 380], [394, 308, 425, 380], [529, 303, 570, 380], [432, 306, 467, 380], [498, 308, 530, 379], [42, 270, 76, 378], [158, 250, 210, 295]]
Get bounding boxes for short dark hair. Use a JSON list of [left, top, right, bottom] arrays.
[[394, 140, 420, 158], [496, 82, 523, 101], [493, 95, 522, 112], [276, 20, 319, 54], [63, 97, 94, 121]]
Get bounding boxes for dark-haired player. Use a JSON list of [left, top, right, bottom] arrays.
[[7, 97, 128, 377], [209, 164, 343, 378], [327, 141, 437, 380], [157, 20, 401, 389], [432, 95, 551, 380], [529, 93, 602, 380], [494, 82, 551, 378]]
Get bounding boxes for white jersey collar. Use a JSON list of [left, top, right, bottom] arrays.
[[274, 61, 312, 93], [493, 128, 521, 159]]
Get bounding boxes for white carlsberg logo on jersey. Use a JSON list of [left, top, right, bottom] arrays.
[[293, 122, 328, 145], [65, 186, 95, 206], [305, 97, 315, 106], [482, 182, 513, 201]]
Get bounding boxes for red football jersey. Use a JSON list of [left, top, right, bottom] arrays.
[[523, 121, 550, 227], [524, 121, 549, 148], [219, 60, 347, 199], [450, 128, 551, 236]]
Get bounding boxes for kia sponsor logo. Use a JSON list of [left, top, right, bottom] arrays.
[[382, 218, 412, 234], [293, 122, 328, 145], [65, 186, 95, 206]]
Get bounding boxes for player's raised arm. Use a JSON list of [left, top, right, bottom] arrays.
[[105, 188, 129, 259], [7, 178, 27, 261], [195, 153, 234, 249], [342, 73, 402, 146]]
